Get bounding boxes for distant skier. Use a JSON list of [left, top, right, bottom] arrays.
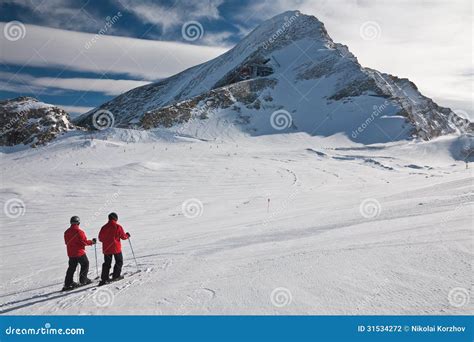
[[63, 216, 96, 291], [98, 212, 130, 286]]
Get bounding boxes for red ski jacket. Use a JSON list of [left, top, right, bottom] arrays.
[[98, 219, 128, 255], [64, 224, 93, 257]]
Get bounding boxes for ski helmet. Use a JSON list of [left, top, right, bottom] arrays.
[[108, 212, 118, 221], [70, 216, 80, 224]]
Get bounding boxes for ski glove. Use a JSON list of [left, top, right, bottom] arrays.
[[126, 232, 131, 238]]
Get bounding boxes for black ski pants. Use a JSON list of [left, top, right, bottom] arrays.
[[65, 254, 89, 286], [101, 252, 123, 281]]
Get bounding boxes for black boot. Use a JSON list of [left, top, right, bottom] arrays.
[[98, 279, 110, 286], [111, 275, 124, 282], [62, 282, 80, 291], [80, 278, 92, 285]]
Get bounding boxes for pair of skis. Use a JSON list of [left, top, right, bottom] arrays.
[[61, 275, 124, 292]]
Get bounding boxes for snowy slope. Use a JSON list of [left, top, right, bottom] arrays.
[[1, 10, 472, 317], [76, 11, 471, 143], [0, 131, 472, 315]]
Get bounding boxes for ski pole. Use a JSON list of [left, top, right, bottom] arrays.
[[128, 237, 139, 270], [94, 243, 99, 279]]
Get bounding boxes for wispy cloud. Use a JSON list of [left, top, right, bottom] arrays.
[[32, 77, 150, 96], [116, 0, 224, 32], [2, 0, 105, 32], [201, 31, 234, 47], [0, 23, 228, 80], [60, 105, 95, 116]]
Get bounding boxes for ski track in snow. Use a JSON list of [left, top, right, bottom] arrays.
[[0, 132, 472, 315]]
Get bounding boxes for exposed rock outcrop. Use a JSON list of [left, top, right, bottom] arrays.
[[0, 97, 74, 147]]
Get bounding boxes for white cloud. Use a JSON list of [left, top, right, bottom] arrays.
[[0, 23, 228, 81], [32, 77, 150, 96], [60, 105, 95, 116], [234, 24, 253, 39], [201, 31, 234, 48], [116, 0, 224, 32]]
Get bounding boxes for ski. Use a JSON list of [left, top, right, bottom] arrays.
[[61, 282, 94, 292], [60, 271, 139, 291], [98, 276, 124, 287]]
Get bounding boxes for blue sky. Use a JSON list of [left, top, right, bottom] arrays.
[[0, 0, 471, 117]]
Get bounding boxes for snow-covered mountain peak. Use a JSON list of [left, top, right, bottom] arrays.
[[68, 12, 472, 143], [239, 10, 331, 49], [75, 11, 356, 129]]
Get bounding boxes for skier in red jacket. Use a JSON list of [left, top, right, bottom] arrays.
[[63, 216, 96, 291], [98, 212, 130, 286]]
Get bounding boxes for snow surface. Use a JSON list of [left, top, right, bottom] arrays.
[[11, 100, 54, 113], [0, 129, 472, 315]]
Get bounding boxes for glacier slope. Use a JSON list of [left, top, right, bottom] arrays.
[[0, 131, 472, 315]]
